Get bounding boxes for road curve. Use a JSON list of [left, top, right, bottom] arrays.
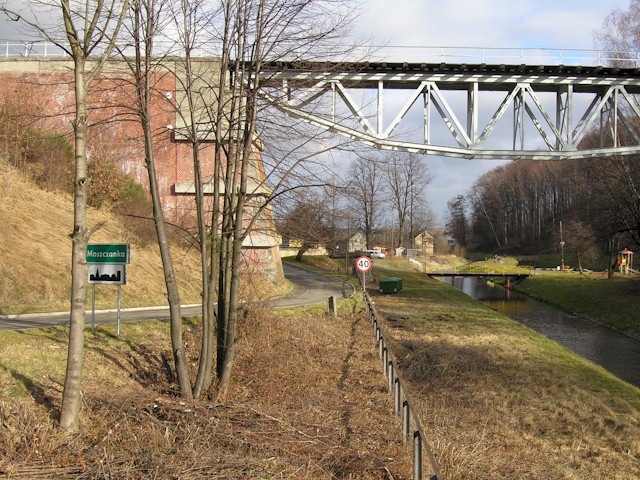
[[0, 262, 354, 331], [273, 262, 354, 307]]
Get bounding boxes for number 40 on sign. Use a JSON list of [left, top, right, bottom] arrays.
[[355, 256, 372, 273]]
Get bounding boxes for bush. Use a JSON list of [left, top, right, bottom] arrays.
[[0, 101, 162, 248], [113, 179, 157, 246], [21, 130, 74, 193], [86, 157, 130, 208]]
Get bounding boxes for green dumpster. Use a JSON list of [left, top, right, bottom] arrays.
[[379, 277, 403, 294]]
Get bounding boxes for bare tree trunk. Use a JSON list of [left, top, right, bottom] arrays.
[[56, 0, 130, 431], [576, 249, 584, 274], [128, 1, 193, 398], [60, 56, 89, 431], [219, 138, 255, 400], [608, 236, 619, 279], [143, 125, 193, 397], [182, 54, 212, 398]]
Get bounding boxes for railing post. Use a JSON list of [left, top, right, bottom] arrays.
[[414, 431, 423, 480], [402, 401, 410, 444], [327, 295, 337, 316], [382, 347, 388, 376], [362, 286, 442, 480]]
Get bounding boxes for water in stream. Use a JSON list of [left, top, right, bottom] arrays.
[[444, 276, 640, 388]]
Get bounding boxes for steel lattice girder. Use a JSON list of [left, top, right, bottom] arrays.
[[254, 62, 640, 160]]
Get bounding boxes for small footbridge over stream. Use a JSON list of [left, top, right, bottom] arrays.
[[426, 271, 530, 279], [426, 271, 531, 287]]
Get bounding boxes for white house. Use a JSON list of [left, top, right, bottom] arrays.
[[415, 230, 435, 256], [347, 232, 367, 253]]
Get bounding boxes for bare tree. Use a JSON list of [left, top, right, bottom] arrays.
[[595, 0, 640, 67], [162, 0, 220, 398], [1, 0, 130, 430], [117, 0, 194, 398], [446, 194, 468, 250], [562, 220, 598, 273], [277, 191, 334, 261], [346, 154, 384, 249], [163, 0, 357, 400], [384, 151, 432, 248]]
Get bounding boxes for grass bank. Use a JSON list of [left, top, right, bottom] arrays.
[[0, 303, 414, 479], [364, 258, 639, 479], [513, 271, 640, 336], [0, 160, 286, 315], [0, 160, 204, 314]]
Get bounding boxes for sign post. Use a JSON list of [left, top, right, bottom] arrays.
[[87, 244, 130, 335], [355, 255, 372, 292]]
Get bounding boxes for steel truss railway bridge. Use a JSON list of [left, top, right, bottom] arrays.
[[255, 56, 640, 161], [4, 42, 640, 161]]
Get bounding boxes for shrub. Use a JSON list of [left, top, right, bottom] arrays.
[[19, 130, 74, 193], [113, 179, 157, 246]]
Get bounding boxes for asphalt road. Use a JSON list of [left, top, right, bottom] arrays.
[[0, 263, 354, 331]]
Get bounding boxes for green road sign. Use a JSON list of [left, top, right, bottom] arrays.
[[87, 243, 130, 264]]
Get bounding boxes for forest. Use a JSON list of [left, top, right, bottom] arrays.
[[446, 128, 640, 271], [444, 1, 640, 268]]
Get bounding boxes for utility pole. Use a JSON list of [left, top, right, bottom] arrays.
[[560, 221, 565, 270]]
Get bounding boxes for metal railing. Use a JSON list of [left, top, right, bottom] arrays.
[[0, 40, 65, 57], [1, 39, 638, 68], [358, 276, 443, 480], [342, 45, 640, 67]]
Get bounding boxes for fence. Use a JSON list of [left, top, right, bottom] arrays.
[[1, 40, 639, 67], [358, 275, 443, 480]]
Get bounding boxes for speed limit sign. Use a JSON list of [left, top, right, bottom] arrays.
[[355, 256, 372, 273]]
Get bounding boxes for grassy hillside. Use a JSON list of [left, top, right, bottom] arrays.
[[0, 159, 203, 314], [514, 271, 640, 336], [365, 260, 640, 479], [3, 160, 639, 478]]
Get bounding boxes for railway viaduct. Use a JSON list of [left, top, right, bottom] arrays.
[[0, 56, 285, 280], [2, 48, 640, 280]]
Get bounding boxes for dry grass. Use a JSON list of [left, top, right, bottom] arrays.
[[369, 278, 640, 480], [0, 159, 288, 314], [0, 305, 413, 479], [0, 159, 204, 314]]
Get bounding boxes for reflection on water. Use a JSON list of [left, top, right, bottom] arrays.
[[445, 276, 640, 388]]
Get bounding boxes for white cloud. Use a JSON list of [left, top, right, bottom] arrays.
[[359, 0, 628, 48], [0, 0, 631, 224], [350, 0, 631, 223]]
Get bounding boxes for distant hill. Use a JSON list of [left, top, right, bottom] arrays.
[[0, 159, 203, 315]]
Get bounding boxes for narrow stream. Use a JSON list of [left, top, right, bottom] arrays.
[[443, 276, 640, 388]]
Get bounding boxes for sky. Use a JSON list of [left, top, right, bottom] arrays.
[[0, 0, 633, 224], [348, 0, 631, 224]]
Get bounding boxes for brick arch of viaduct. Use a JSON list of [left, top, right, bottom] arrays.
[[0, 57, 284, 281]]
